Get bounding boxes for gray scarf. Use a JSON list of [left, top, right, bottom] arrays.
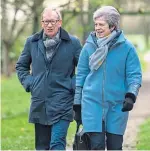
[[43, 30, 60, 61], [89, 30, 119, 71]]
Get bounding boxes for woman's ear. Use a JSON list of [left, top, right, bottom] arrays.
[[110, 26, 115, 32]]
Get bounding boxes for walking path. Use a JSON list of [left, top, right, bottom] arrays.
[[123, 71, 150, 149]]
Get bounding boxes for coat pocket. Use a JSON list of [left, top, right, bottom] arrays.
[[56, 78, 72, 93], [31, 73, 45, 97]]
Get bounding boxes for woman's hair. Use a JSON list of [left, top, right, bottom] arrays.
[[93, 6, 120, 30]]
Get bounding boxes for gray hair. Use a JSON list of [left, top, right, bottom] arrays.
[[41, 7, 62, 20], [93, 6, 120, 30], [52, 8, 62, 20]]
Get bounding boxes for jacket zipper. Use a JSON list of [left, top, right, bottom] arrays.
[[45, 61, 53, 125], [88, 41, 106, 124], [102, 60, 106, 122], [44, 63, 50, 125]]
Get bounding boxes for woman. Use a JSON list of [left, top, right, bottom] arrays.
[[73, 6, 142, 150]]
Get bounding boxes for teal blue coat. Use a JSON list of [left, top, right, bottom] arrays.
[[75, 32, 142, 135]]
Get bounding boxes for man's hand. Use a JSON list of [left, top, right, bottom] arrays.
[[73, 105, 82, 125]]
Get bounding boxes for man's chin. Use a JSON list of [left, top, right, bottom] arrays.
[[46, 32, 56, 38]]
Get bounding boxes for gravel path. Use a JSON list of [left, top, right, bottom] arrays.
[[123, 71, 150, 150]]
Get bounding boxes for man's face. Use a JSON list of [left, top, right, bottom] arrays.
[[94, 17, 113, 38], [41, 10, 62, 37]]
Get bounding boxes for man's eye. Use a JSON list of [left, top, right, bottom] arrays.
[[45, 21, 49, 23]]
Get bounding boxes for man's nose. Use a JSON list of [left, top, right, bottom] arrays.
[[47, 22, 53, 27]]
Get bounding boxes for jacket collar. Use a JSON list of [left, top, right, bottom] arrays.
[[60, 27, 71, 41], [116, 31, 126, 44], [31, 27, 70, 42], [86, 30, 126, 47]]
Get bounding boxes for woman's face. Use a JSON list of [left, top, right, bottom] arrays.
[[94, 17, 114, 38]]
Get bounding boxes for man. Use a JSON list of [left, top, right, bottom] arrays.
[[73, 6, 142, 150], [16, 7, 82, 150]]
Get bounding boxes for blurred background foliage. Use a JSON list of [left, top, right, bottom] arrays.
[[1, 0, 150, 77], [1, 0, 150, 150]]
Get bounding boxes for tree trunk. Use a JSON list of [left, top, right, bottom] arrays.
[[33, 15, 39, 34], [2, 43, 11, 77], [32, 0, 44, 34]]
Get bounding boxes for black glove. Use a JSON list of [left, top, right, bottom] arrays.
[[73, 105, 82, 125], [122, 93, 136, 112]]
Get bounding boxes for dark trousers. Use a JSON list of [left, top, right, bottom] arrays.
[[88, 132, 123, 150], [88, 122, 123, 150], [34, 119, 70, 150]]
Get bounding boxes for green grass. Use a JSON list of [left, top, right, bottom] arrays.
[[1, 113, 76, 150], [126, 34, 150, 72], [136, 118, 150, 150], [1, 74, 76, 150], [1, 114, 35, 150], [1, 74, 30, 118], [126, 34, 150, 52], [137, 52, 147, 72]]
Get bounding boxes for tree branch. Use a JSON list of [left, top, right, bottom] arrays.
[[10, 7, 18, 37], [11, 17, 31, 46]]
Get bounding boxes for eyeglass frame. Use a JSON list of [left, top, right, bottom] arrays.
[[41, 19, 60, 26]]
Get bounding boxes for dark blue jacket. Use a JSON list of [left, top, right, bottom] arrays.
[[16, 28, 82, 125]]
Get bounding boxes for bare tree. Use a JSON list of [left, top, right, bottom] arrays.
[[1, 0, 44, 76], [32, 0, 44, 34]]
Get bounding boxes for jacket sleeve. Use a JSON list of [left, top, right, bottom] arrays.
[[74, 38, 82, 66], [125, 46, 142, 98], [16, 38, 33, 92], [76, 44, 90, 87], [71, 38, 82, 92], [74, 86, 83, 105], [74, 45, 90, 105]]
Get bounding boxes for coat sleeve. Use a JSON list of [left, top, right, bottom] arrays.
[[76, 44, 90, 87], [125, 46, 142, 97], [70, 37, 82, 92], [73, 38, 82, 66], [16, 38, 33, 92]]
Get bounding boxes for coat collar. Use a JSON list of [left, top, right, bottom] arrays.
[[31, 27, 71, 42], [116, 31, 126, 44], [86, 30, 126, 48]]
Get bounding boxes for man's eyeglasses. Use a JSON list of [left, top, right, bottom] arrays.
[[42, 20, 59, 26]]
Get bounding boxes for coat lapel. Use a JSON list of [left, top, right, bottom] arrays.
[[38, 39, 48, 63], [31, 28, 71, 64], [32, 30, 48, 63]]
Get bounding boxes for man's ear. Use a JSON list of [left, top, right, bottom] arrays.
[[58, 20, 62, 27], [41, 22, 44, 28]]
